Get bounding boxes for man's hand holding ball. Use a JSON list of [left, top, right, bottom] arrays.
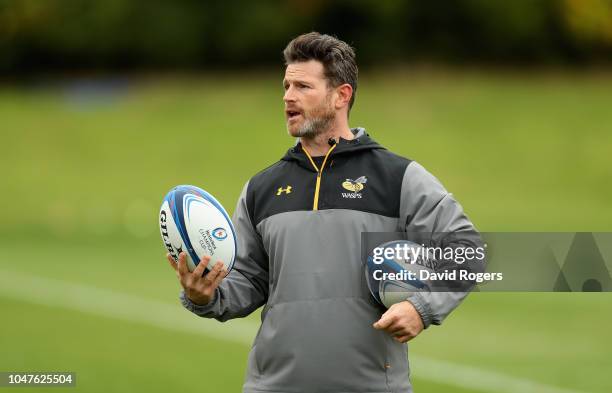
[[167, 252, 228, 306]]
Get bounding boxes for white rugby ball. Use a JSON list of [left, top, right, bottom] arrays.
[[159, 185, 236, 273], [365, 240, 432, 308]]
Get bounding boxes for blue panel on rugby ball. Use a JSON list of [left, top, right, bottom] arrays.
[[159, 185, 236, 273]]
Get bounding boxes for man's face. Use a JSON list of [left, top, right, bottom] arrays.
[[283, 60, 336, 139]]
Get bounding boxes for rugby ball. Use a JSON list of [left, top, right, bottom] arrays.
[[365, 240, 432, 308], [159, 185, 236, 273]]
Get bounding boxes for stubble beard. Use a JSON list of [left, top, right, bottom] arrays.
[[287, 96, 336, 139]]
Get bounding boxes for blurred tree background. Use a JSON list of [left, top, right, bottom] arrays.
[[1, 0, 612, 74]]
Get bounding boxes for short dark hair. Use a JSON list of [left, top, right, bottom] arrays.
[[283, 32, 358, 110]]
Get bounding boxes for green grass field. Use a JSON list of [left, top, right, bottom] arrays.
[[1, 70, 611, 392]]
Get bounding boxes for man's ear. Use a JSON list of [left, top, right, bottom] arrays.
[[334, 84, 353, 110]]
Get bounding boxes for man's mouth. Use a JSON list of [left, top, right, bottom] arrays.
[[286, 110, 302, 121]]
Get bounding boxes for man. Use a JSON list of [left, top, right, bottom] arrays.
[[168, 32, 479, 393]]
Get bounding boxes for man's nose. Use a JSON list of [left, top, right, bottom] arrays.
[[283, 86, 296, 103]]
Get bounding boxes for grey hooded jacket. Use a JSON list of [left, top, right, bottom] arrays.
[[180, 128, 479, 392]]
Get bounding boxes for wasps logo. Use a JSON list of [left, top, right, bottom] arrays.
[[341, 176, 367, 198]]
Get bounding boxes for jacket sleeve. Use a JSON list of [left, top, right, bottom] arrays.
[[180, 181, 269, 322], [399, 161, 483, 328]]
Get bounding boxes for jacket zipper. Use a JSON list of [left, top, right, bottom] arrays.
[[302, 144, 337, 210]]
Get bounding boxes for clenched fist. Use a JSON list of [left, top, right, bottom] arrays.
[[372, 301, 424, 343]]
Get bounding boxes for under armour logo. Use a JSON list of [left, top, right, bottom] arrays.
[[276, 185, 292, 195]]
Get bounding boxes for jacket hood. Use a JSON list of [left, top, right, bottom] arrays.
[[282, 127, 385, 171]]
